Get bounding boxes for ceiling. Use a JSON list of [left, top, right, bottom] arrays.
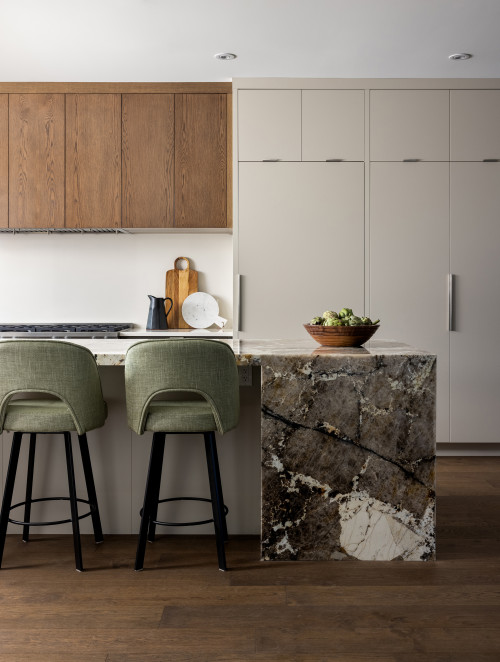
[[1, 0, 499, 82]]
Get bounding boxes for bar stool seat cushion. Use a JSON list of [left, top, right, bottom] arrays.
[[3, 399, 108, 433], [145, 400, 216, 433]]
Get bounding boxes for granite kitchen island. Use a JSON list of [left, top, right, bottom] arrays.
[[70, 337, 436, 562]]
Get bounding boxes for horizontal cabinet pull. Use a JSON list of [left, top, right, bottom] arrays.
[[325, 158, 344, 162], [403, 158, 421, 162], [483, 158, 499, 162], [262, 159, 281, 162]]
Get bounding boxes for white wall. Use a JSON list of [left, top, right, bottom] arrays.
[[0, 233, 233, 328]]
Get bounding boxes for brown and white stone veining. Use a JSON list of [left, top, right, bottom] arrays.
[[260, 352, 436, 561]]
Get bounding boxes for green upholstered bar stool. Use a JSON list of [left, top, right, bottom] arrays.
[[0, 340, 107, 572], [125, 339, 239, 571]]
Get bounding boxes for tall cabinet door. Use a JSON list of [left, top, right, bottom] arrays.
[[122, 94, 174, 228], [0, 95, 7, 228], [238, 162, 364, 339], [9, 94, 65, 228], [66, 94, 121, 228], [370, 163, 450, 444], [175, 94, 228, 228], [450, 163, 500, 444]]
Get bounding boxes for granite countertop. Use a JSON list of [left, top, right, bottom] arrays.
[[13, 337, 433, 366]]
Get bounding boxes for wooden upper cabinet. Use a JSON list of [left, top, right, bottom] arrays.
[[370, 90, 449, 161], [9, 94, 65, 228], [66, 94, 121, 228], [0, 95, 7, 228], [450, 90, 500, 161], [302, 90, 365, 161], [175, 93, 228, 228], [122, 94, 174, 228], [238, 90, 301, 162]]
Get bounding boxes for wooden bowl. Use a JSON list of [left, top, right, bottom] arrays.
[[303, 323, 379, 347]]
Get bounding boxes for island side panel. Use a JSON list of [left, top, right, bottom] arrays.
[[260, 352, 436, 561]]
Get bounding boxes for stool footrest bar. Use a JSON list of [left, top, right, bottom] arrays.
[[141, 496, 229, 528], [8, 496, 94, 527]]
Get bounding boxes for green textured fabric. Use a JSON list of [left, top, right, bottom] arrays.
[[0, 340, 107, 435], [144, 401, 217, 432], [125, 339, 239, 435]]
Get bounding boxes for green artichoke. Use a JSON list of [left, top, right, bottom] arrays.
[[322, 310, 338, 320], [310, 316, 324, 325], [339, 307, 353, 319]]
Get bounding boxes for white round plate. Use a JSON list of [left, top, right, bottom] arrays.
[[182, 292, 227, 329]]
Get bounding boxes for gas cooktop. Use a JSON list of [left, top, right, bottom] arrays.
[[0, 323, 133, 338]]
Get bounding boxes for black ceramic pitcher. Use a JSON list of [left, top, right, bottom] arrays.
[[146, 295, 173, 330]]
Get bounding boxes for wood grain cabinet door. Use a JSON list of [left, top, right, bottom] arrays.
[[66, 94, 121, 228], [122, 94, 174, 228], [174, 93, 227, 228], [0, 95, 7, 228], [9, 94, 65, 228]]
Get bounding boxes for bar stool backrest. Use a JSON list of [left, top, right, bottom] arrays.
[[125, 339, 240, 435], [0, 340, 107, 435]]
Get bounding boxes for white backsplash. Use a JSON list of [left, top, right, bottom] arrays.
[[0, 233, 233, 327]]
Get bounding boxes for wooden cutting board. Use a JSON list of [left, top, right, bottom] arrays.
[[165, 257, 198, 328]]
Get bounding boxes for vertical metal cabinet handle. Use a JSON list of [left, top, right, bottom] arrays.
[[448, 274, 454, 331], [236, 274, 242, 332]]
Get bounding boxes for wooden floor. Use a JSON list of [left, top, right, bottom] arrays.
[[0, 457, 499, 662]]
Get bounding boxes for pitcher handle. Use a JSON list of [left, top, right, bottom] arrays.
[[164, 297, 173, 317]]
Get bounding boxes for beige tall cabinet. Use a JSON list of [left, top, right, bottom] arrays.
[[237, 89, 365, 339], [235, 79, 500, 447], [369, 162, 450, 444]]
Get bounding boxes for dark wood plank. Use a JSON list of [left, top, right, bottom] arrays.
[[8, 93, 65, 228], [256, 627, 500, 656], [66, 93, 121, 228], [0, 94, 9, 227], [122, 94, 174, 228], [286, 583, 500, 606], [160, 604, 500, 629], [174, 93, 227, 228]]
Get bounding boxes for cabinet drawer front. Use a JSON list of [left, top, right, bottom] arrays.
[[238, 90, 301, 162], [451, 90, 500, 161], [302, 89, 364, 161], [370, 90, 449, 161]]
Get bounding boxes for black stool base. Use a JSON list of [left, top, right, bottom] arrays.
[[0, 431, 103, 572], [135, 431, 229, 572]]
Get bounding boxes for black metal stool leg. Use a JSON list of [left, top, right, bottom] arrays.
[[22, 433, 37, 543], [147, 433, 166, 543], [64, 432, 83, 572], [204, 432, 227, 571], [0, 432, 23, 569], [78, 434, 103, 544], [135, 432, 165, 571], [209, 433, 229, 542]]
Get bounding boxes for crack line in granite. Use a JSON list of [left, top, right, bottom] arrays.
[[262, 404, 434, 490]]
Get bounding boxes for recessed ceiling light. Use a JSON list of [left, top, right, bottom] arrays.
[[214, 52, 237, 61], [449, 53, 473, 60]]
